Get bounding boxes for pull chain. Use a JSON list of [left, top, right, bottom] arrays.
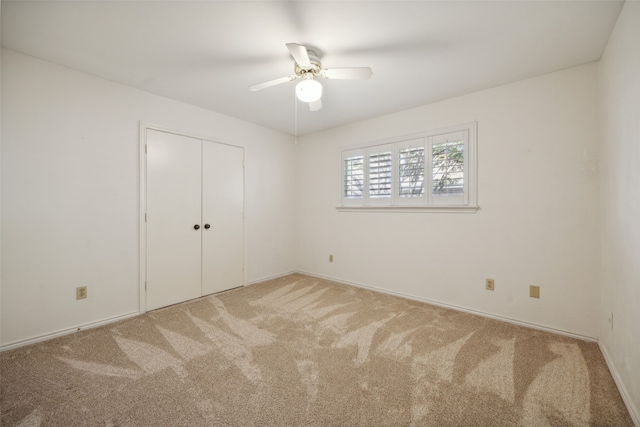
[[294, 91, 298, 144]]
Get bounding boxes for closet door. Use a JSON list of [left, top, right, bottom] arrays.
[[202, 142, 244, 295], [146, 130, 202, 310]]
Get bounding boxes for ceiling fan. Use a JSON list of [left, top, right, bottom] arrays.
[[249, 43, 373, 112]]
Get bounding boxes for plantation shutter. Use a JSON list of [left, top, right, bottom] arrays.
[[367, 144, 393, 205], [342, 148, 365, 206], [397, 138, 426, 205], [339, 122, 476, 209], [429, 131, 468, 206]]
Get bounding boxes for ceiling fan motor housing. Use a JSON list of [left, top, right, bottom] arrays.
[[294, 50, 322, 77]]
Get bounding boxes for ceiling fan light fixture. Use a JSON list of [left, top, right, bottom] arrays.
[[295, 77, 322, 103]]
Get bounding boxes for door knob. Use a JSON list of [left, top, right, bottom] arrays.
[[204, 224, 211, 229], [194, 224, 200, 230]]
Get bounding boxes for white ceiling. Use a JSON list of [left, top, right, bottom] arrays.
[[1, 1, 624, 136]]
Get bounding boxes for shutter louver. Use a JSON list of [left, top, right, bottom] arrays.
[[369, 151, 392, 198], [343, 155, 364, 198]]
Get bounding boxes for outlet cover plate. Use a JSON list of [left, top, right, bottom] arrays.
[[486, 278, 495, 291], [76, 286, 87, 300], [529, 285, 540, 298]]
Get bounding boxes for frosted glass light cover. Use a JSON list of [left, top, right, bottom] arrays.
[[296, 79, 323, 102]]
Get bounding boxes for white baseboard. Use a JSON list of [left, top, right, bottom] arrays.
[[2, 269, 297, 352], [295, 270, 598, 342], [599, 342, 640, 427], [247, 270, 296, 286], [0, 311, 140, 352]]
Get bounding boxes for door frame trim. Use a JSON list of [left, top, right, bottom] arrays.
[[138, 122, 246, 314]]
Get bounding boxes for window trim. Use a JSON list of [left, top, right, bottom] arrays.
[[336, 205, 479, 213], [338, 122, 478, 212]]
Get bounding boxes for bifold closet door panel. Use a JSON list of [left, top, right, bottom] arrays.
[[146, 130, 203, 310], [201, 141, 244, 295]]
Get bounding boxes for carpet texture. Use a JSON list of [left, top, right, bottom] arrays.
[[1, 274, 633, 426]]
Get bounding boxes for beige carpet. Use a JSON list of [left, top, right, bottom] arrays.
[[1, 273, 633, 426]]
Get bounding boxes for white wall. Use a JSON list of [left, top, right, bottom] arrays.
[[296, 63, 601, 339], [599, 1, 640, 423], [1, 49, 296, 347]]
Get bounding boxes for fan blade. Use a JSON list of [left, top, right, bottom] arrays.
[[249, 75, 297, 92], [323, 67, 373, 80], [286, 43, 311, 67], [309, 99, 323, 112]]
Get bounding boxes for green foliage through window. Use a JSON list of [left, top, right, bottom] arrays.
[[399, 147, 425, 197], [432, 141, 464, 196]]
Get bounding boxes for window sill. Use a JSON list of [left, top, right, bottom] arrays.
[[336, 205, 479, 213]]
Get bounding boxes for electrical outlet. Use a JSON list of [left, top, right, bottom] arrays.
[[486, 278, 495, 291], [76, 286, 87, 300], [329, 254, 334, 263], [529, 285, 540, 299]]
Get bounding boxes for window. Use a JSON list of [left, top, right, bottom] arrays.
[[340, 123, 477, 211], [432, 140, 463, 196], [398, 146, 425, 198], [343, 153, 364, 199], [368, 150, 392, 199]]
